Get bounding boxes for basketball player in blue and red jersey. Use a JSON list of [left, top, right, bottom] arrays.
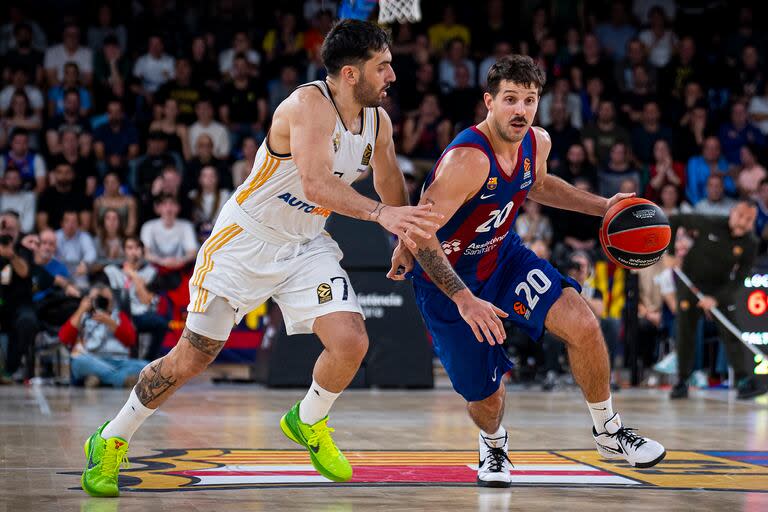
[[388, 55, 666, 487]]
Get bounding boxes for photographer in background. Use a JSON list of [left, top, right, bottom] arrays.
[[58, 283, 144, 388], [0, 210, 39, 381]]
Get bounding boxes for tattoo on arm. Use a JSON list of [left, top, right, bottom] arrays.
[[135, 359, 177, 406], [415, 247, 467, 297], [185, 328, 226, 356]]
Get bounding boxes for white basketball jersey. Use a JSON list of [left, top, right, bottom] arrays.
[[232, 80, 379, 241]]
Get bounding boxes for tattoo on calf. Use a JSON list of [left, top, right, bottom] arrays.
[[135, 359, 177, 406], [185, 329, 225, 356], [415, 247, 466, 297]]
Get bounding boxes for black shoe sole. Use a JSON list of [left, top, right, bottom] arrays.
[[737, 389, 768, 399], [477, 477, 512, 488], [633, 450, 666, 468]]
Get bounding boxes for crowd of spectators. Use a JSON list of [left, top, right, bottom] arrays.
[[0, 0, 766, 387]]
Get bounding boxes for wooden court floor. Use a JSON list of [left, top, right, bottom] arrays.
[[1, 381, 767, 511]]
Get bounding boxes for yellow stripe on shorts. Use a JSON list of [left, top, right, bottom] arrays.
[[191, 224, 240, 285], [190, 224, 242, 312]]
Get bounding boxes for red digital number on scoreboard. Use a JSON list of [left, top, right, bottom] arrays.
[[747, 290, 767, 317]]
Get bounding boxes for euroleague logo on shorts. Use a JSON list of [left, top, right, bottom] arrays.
[[513, 301, 531, 319], [317, 283, 333, 304]]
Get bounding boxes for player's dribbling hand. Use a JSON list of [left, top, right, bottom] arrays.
[[376, 204, 443, 249], [604, 192, 636, 213], [386, 239, 413, 281], [454, 291, 509, 345]]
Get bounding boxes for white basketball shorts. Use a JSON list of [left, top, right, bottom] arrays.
[[186, 201, 363, 340]]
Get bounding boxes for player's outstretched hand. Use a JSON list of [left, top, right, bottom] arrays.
[[454, 292, 509, 345], [376, 204, 443, 249], [386, 239, 413, 281], [604, 192, 636, 213]]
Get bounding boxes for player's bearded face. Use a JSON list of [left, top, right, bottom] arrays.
[[489, 82, 539, 143], [353, 69, 389, 107]]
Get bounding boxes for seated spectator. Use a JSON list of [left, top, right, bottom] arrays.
[[0, 167, 35, 233], [36, 163, 91, 231], [156, 58, 205, 125], [149, 100, 190, 159], [580, 76, 606, 126], [547, 178, 601, 253], [87, 4, 127, 52], [132, 131, 184, 203], [189, 98, 230, 160], [219, 54, 268, 149], [93, 100, 139, 163], [685, 136, 735, 205], [539, 77, 583, 130], [693, 174, 736, 216], [675, 100, 711, 162], [598, 142, 641, 198], [631, 101, 672, 165], [47, 62, 92, 117], [262, 12, 304, 67], [189, 36, 220, 92], [718, 101, 766, 165], [479, 41, 512, 90], [0, 129, 46, 195], [92, 35, 131, 111], [94, 208, 125, 268], [428, 5, 470, 52], [545, 99, 581, 171], [55, 210, 97, 289], [748, 81, 768, 136], [1, 23, 44, 84], [659, 36, 703, 100], [398, 58, 440, 115], [44, 23, 93, 87], [515, 200, 552, 247], [561, 144, 598, 187], [570, 33, 614, 92], [401, 93, 452, 169], [0, 66, 43, 114], [0, 210, 39, 380], [132, 34, 175, 99], [638, 6, 677, 69], [442, 63, 481, 127], [58, 284, 144, 388], [644, 139, 685, 203], [595, 1, 637, 62], [268, 64, 300, 114], [94, 171, 137, 236], [733, 44, 763, 100], [219, 30, 260, 78], [231, 136, 258, 187], [185, 134, 231, 192], [737, 144, 767, 199], [44, 89, 91, 155], [438, 38, 476, 94], [105, 237, 168, 360], [2, 90, 42, 151], [140, 195, 198, 271], [150, 166, 193, 222], [49, 128, 97, 197], [188, 166, 230, 241], [582, 100, 630, 166], [658, 182, 692, 217]]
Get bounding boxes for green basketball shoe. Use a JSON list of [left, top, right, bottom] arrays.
[[280, 401, 352, 482], [81, 422, 129, 497]]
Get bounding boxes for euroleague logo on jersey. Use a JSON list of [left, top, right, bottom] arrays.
[[513, 301, 531, 319]]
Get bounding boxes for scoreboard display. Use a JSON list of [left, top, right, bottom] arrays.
[[736, 272, 768, 375]]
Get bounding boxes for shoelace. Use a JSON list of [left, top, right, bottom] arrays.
[[307, 420, 338, 455], [101, 444, 130, 478], [613, 427, 647, 450], [484, 445, 512, 473]]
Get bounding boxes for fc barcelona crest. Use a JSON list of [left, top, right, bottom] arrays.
[[486, 177, 498, 190]]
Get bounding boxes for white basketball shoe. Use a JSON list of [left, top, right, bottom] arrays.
[[592, 413, 666, 468], [477, 431, 513, 487]]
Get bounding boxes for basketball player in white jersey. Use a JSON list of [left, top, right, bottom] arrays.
[[81, 20, 442, 496]]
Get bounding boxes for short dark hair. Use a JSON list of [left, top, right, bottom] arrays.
[[124, 236, 143, 249], [486, 55, 546, 96], [154, 194, 178, 207], [321, 19, 391, 76]]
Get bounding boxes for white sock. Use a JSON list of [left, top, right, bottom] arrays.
[[587, 395, 614, 433], [299, 379, 341, 425], [101, 388, 156, 442], [480, 426, 507, 448]]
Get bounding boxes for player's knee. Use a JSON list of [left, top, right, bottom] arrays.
[[574, 315, 603, 348], [336, 332, 369, 362]]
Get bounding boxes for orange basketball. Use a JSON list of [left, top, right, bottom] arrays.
[[599, 198, 671, 269]]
